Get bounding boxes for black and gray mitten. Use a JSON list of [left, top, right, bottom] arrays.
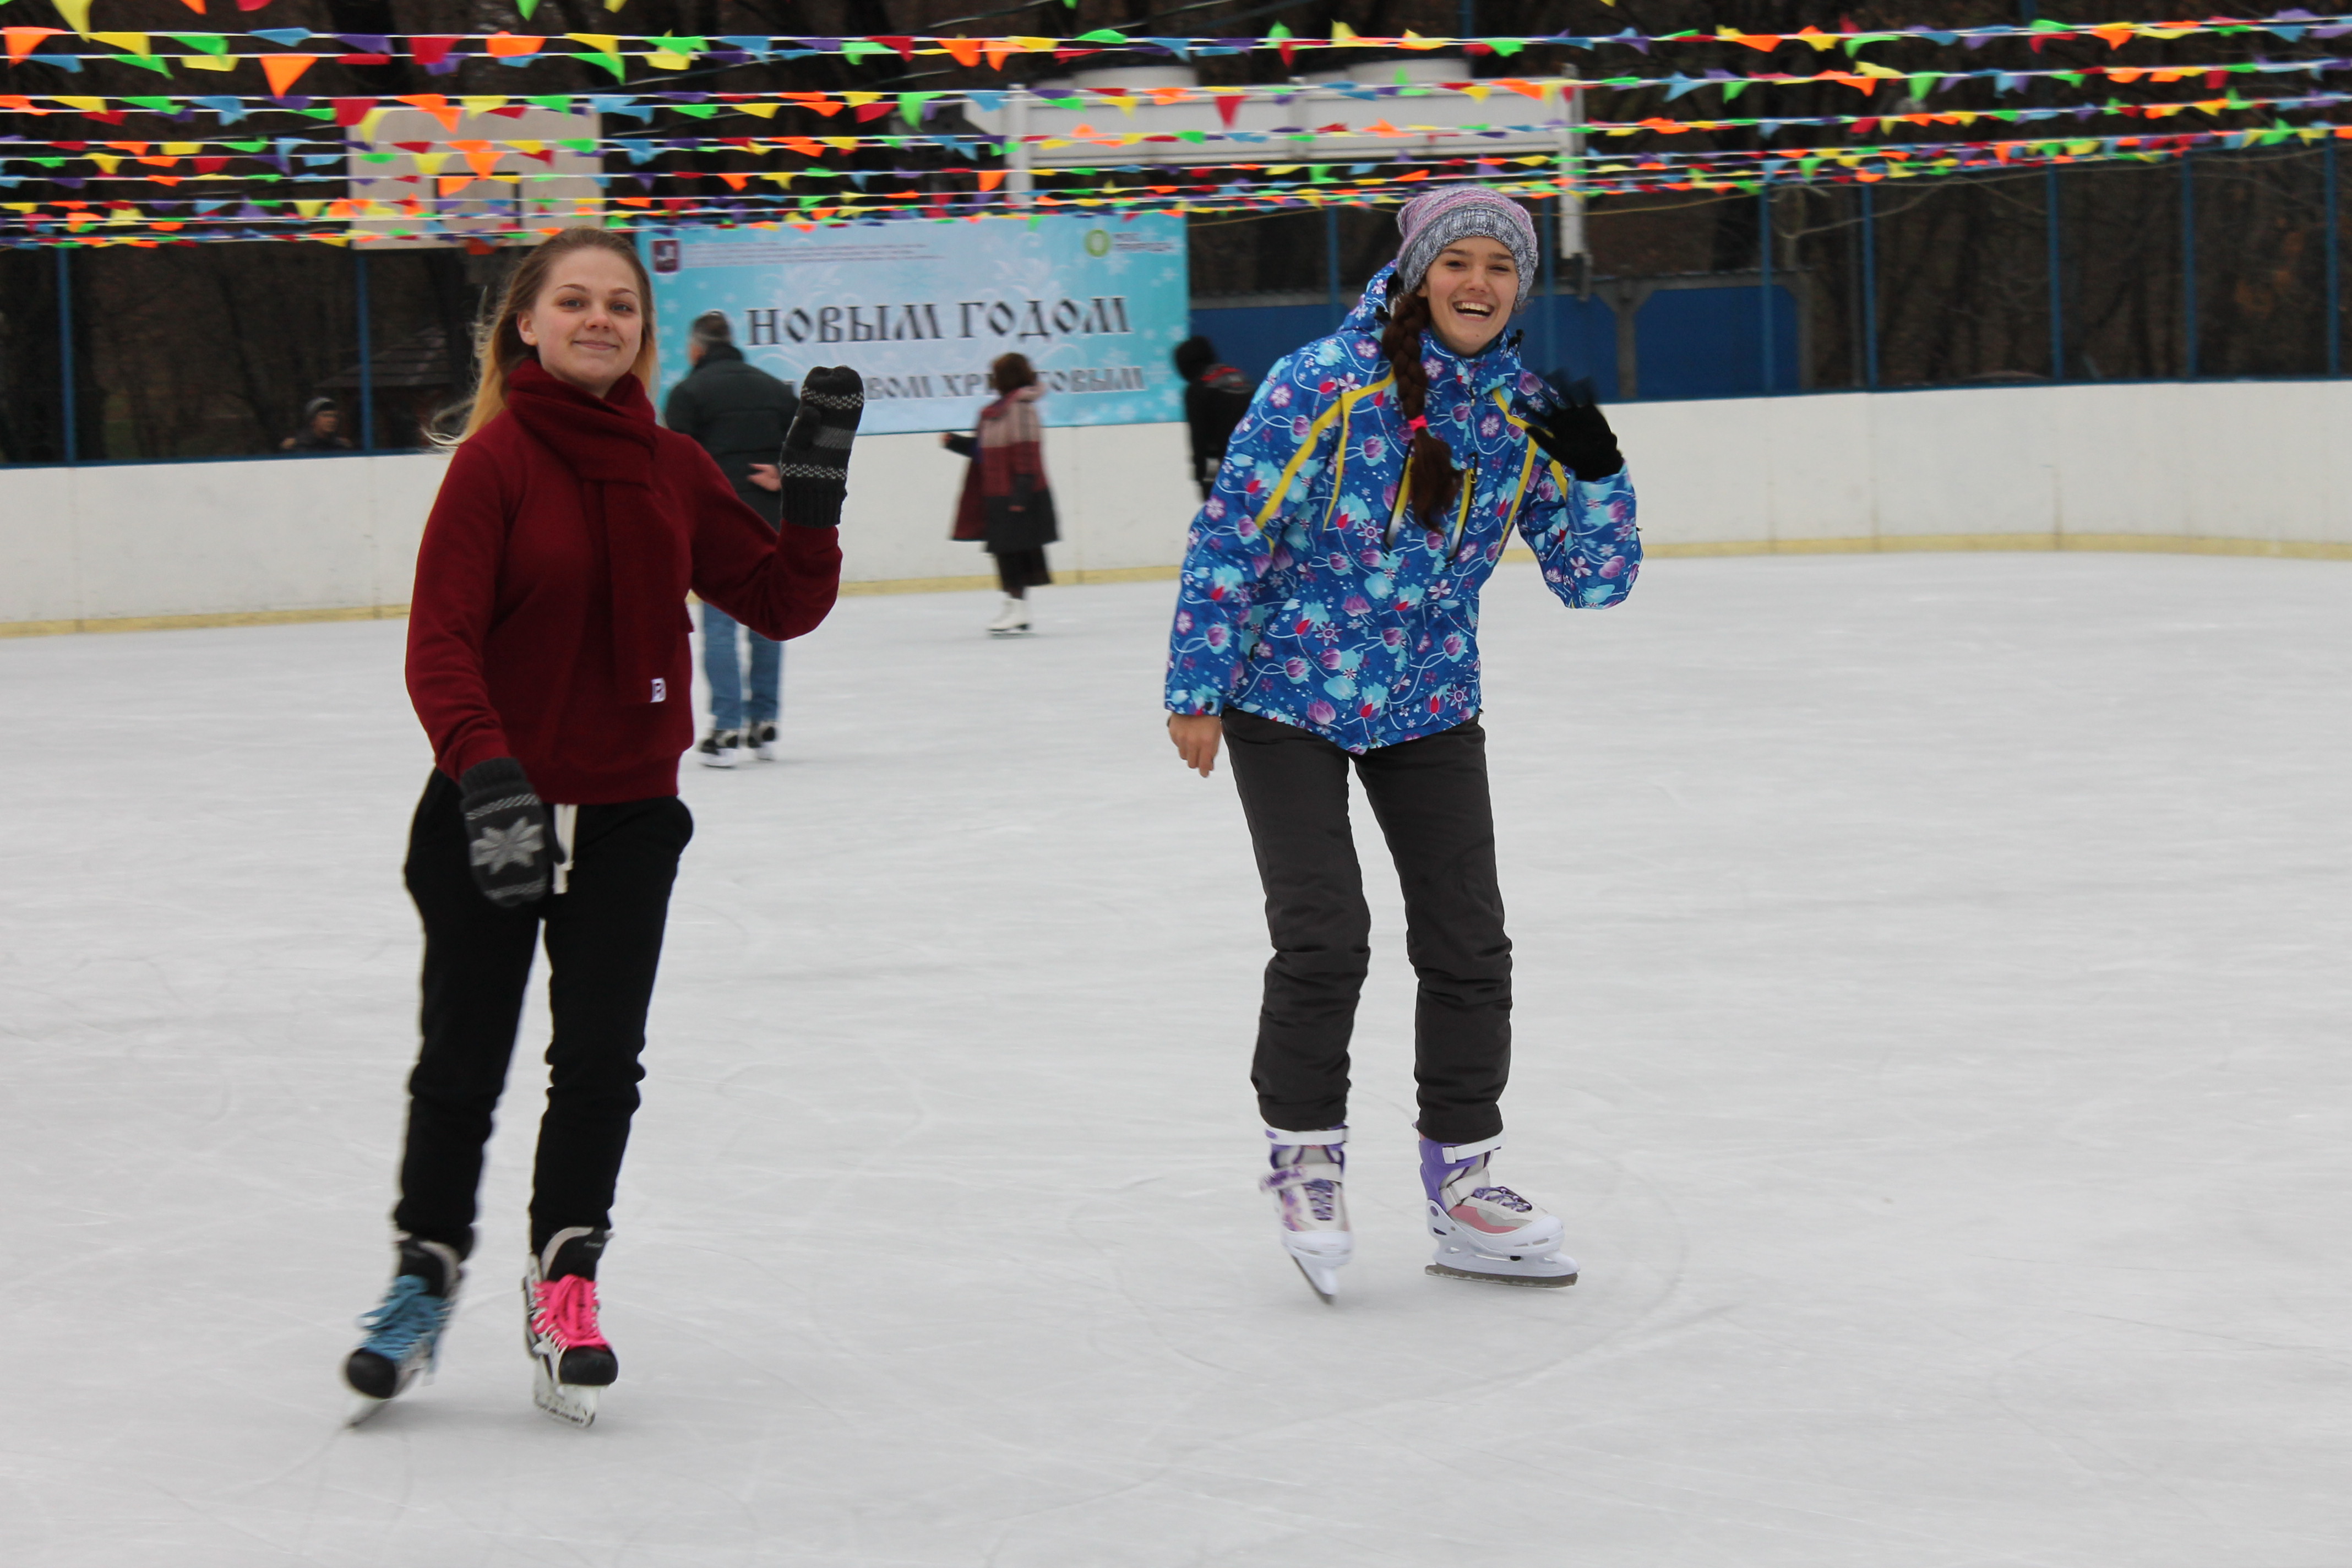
[[458, 758, 551, 908], [777, 365, 865, 529], [1517, 375, 1624, 482]]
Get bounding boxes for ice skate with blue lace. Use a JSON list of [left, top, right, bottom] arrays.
[[342, 1235, 464, 1424], [524, 1227, 617, 1428], [1419, 1132, 1577, 1287], [1263, 1127, 1351, 1303]]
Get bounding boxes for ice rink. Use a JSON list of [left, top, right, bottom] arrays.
[[2, 552, 2346, 1567]]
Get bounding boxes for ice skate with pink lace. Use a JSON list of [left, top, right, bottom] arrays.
[[523, 1226, 618, 1427], [1263, 1126, 1351, 1303], [1418, 1131, 1577, 1287]]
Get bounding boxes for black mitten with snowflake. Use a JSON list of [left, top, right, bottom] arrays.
[[458, 758, 551, 908]]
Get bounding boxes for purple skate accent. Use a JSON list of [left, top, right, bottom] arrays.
[[1417, 1133, 1472, 1207]]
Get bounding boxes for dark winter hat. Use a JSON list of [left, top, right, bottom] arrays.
[[302, 396, 340, 420], [1393, 188, 1539, 314], [1173, 335, 1218, 383]]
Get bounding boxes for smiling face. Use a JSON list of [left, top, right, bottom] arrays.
[[515, 248, 645, 399], [1417, 235, 1519, 357]]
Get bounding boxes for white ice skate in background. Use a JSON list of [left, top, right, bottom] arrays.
[[1262, 1127, 1351, 1303]]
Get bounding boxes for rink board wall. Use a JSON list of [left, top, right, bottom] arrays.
[[4, 381, 2349, 634]]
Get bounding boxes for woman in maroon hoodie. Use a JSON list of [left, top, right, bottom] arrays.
[[343, 227, 861, 1428]]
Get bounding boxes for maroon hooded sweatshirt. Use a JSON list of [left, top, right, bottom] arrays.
[[405, 359, 841, 804]]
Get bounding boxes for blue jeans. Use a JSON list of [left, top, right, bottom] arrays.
[[701, 601, 781, 733]]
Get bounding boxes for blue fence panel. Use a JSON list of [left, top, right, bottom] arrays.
[[1638, 286, 1802, 400], [1516, 291, 1621, 400], [1193, 284, 1794, 405], [1187, 303, 1345, 390]]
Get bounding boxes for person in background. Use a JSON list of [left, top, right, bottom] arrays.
[[1172, 336, 1252, 501], [940, 352, 1057, 637], [663, 311, 801, 767], [282, 397, 355, 453]]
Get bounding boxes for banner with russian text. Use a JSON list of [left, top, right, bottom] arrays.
[[642, 215, 1187, 435]]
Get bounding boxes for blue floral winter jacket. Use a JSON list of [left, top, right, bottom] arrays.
[[1163, 263, 1640, 753]]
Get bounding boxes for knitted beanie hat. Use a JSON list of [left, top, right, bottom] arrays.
[[1392, 188, 1539, 315]]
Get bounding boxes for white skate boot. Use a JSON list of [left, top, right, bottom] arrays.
[[986, 595, 1032, 636], [1418, 1132, 1577, 1288], [1263, 1126, 1351, 1303]]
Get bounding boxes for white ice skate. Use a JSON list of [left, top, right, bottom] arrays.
[[1263, 1127, 1351, 1303], [343, 1236, 463, 1425], [986, 595, 1032, 636], [524, 1227, 617, 1428], [1418, 1132, 1578, 1288]]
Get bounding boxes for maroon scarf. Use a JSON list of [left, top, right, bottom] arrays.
[[502, 357, 679, 706], [976, 385, 1046, 500]]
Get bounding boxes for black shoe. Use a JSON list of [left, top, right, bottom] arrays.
[[750, 722, 779, 761], [696, 729, 742, 769]]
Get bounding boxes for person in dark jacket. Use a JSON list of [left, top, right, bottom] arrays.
[[941, 352, 1057, 637], [282, 396, 356, 452], [1173, 335, 1251, 500], [663, 311, 801, 767]]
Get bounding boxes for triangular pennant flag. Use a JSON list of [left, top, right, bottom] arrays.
[[262, 55, 318, 96], [52, 0, 95, 39], [395, 94, 463, 131], [4, 27, 64, 63]]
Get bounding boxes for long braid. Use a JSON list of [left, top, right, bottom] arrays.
[[1378, 289, 1461, 528]]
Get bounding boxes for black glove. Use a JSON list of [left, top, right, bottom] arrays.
[[1518, 375, 1624, 483], [458, 758, 551, 908], [777, 365, 864, 529]]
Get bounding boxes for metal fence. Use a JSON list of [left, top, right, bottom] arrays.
[[3, 141, 2343, 465]]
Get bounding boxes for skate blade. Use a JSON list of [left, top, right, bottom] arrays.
[[532, 1360, 600, 1428], [1425, 1260, 1578, 1288], [344, 1394, 390, 1427], [1288, 1254, 1341, 1305]]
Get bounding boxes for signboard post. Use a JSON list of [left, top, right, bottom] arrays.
[[641, 215, 1188, 434]]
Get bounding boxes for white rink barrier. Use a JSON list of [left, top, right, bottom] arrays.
[[2, 380, 2346, 636]]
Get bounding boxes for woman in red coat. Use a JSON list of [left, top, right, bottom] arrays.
[[343, 227, 863, 1428], [941, 352, 1058, 636]]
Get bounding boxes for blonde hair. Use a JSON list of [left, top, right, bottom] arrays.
[[454, 227, 659, 442]]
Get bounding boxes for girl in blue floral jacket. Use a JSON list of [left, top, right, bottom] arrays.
[[1162, 188, 1639, 1299]]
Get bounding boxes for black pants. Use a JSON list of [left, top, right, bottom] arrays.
[[992, 546, 1052, 596], [394, 773, 693, 1258], [1223, 710, 1512, 1146]]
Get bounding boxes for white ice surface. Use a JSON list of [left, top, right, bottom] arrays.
[[1, 555, 2346, 1567]]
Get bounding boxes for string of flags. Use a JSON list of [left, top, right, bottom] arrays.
[[7, 30, 2352, 99], [4, 12, 2350, 64], [7, 116, 2340, 249], [2, 12, 2347, 246], [3, 89, 2345, 171]]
